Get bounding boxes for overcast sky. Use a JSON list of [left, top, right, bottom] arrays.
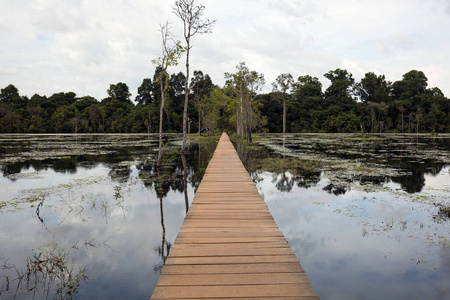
[[1, 0, 450, 101]]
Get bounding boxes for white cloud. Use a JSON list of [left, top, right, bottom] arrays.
[[1, 0, 449, 99]]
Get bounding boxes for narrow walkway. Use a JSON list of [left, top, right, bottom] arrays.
[[151, 133, 319, 299]]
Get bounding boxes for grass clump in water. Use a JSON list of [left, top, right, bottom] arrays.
[[254, 157, 321, 174]]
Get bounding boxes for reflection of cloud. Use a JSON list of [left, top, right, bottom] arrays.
[[424, 166, 450, 193], [0, 168, 192, 298], [256, 170, 450, 299]]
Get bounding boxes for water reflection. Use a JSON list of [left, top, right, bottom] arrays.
[[322, 183, 348, 195], [109, 165, 132, 183], [254, 168, 450, 300], [0, 134, 217, 300], [1, 242, 88, 300], [2, 133, 448, 300], [391, 162, 446, 193], [273, 172, 295, 192], [154, 168, 172, 272], [234, 133, 450, 300], [249, 134, 450, 195]]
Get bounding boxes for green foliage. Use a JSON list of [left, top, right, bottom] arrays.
[[0, 68, 449, 134], [356, 72, 391, 103], [324, 68, 355, 100]]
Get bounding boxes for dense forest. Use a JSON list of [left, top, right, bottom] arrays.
[[1, 65, 449, 135]]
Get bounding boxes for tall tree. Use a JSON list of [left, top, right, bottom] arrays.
[[190, 70, 213, 135], [324, 68, 355, 100], [0, 84, 28, 109], [246, 70, 265, 142], [356, 72, 391, 103], [107, 83, 131, 104], [293, 75, 322, 98], [152, 22, 184, 166], [135, 78, 154, 105], [272, 73, 294, 134], [173, 0, 216, 152], [225, 62, 250, 137], [290, 75, 323, 132], [392, 70, 428, 100], [225, 62, 265, 141]]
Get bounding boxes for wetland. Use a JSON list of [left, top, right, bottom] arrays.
[[1, 133, 449, 300]]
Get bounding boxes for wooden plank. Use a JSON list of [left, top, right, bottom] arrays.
[[152, 284, 317, 299], [152, 298, 318, 300], [150, 132, 318, 299], [174, 237, 288, 244], [185, 211, 272, 216], [184, 215, 274, 221], [189, 207, 269, 212], [156, 273, 311, 286], [166, 254, 300, 265], [152, 297, 318, 300], [177, 227, 280, 233], [169, 246, 295, 258], [180, 220, 279, 228], [169, 242, 291, 250], [160, 262, 305, 275], [176, 232, 284, 238]]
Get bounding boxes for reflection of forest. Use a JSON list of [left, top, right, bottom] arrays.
[[232, 136, 449, 195], [137, 142, 216, 197], [392, 162, 445, 193], [0, 137, 218, 299], [2, 135, 449, 196], [138, 142, 217, 273]]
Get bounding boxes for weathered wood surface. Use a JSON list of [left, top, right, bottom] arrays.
[[151, 132, 319, 299]]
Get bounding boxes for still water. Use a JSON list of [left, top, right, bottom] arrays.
[[0, 133, 449, 300]]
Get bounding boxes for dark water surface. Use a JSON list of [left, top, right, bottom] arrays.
[[1, 133, 449, 300], [0, 134, 216, 300]]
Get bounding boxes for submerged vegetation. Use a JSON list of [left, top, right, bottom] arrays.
[[1, 242, 87, 300], [0, 133, 449, 299], [0, 133, 218, 299]]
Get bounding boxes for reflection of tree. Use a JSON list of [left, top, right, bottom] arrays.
[[273, 172, 294, 192], [0, 242, 87, 299], [393, 172, 425, 193], [138, 141, 217, 196], [181, 152, 189, 213], [189, 141, 217, 191], [53, 157, 78, 174], [390, 162, 445, 193], [109, 165, 131, 183], [138, 140, 217, 272], [323, 183, 348, 195], [2, 162, 22, 177], [153, 167, 172, 272], [296, 172, 321, 189]]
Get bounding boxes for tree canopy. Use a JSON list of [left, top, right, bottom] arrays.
[[1, 67, 449, 135]]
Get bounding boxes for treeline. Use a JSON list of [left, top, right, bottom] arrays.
[[1, 66, 449, 134], [261, 69, 450, 134]]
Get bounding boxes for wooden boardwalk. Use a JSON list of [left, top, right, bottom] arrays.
[[151, 133, 319, 299]]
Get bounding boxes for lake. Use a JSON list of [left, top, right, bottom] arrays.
[[0, 133, 449, 300]]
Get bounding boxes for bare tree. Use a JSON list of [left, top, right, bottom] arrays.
[[173, 0, 215, 152], [152, 22, 184, 167], [273, 73, 294, 135]]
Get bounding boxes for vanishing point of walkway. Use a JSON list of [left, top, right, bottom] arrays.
[[151, 133, 319, 299]]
